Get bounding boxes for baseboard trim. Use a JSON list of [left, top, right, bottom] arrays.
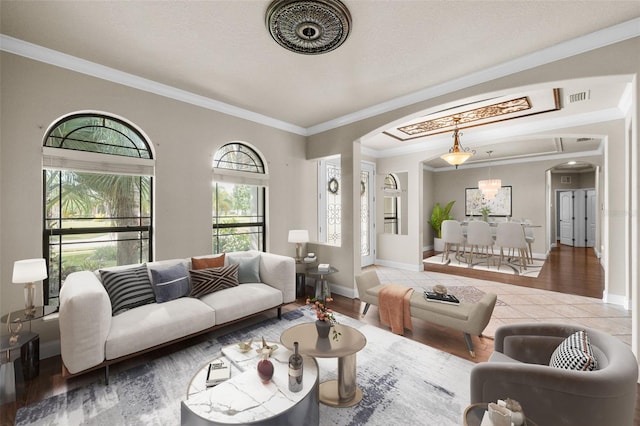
[[602, 291, 630, 309], [41, 339, 61, 360], [374, 259, 424, 272]]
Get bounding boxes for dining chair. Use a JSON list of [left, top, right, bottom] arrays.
[[494, 222, 528, 272], [441, 220, 466, 263], [466, 220, 494, 267], [524, 219, 535, 263]]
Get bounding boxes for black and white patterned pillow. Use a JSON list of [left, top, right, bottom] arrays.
[[549, 330, 598, 371], [100, 265, 156, 315], [189, 264, 239, 298]]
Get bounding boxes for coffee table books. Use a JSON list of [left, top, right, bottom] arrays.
[[182, 341, 319, 425]]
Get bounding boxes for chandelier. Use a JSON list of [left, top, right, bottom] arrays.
[[478, 151, 501, 200], [440, 117, 474, 168]]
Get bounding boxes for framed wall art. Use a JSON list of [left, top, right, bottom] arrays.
[[465, 185, 512, 216]]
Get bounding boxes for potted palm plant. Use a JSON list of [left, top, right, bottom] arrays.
[[430, 201, 455, 251]]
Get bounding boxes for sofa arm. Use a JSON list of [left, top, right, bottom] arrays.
[[59, 271, 112, 374], [470, 362, 637, 426], [258, 252, 295, 303], [494, 323, 581, 363]]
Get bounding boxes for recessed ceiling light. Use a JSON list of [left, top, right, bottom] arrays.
[[567, 161, 577, 165]]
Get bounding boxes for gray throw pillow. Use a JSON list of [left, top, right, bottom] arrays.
[[227, 254, 261, 283], [149, 263, 190, 303], [189, 264, 239, 298], [100, 265, 156, 315]]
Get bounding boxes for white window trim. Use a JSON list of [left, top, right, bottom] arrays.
[[42, 146, 155, 176]]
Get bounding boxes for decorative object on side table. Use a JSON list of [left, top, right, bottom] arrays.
[[6, 313, 23, 345], [12, 258, 48, 316], [306, 296, 341, 340]]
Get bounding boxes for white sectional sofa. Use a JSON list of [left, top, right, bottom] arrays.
[[59, 250, 295, 382]]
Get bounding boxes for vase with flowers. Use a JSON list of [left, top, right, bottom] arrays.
[[306, 296, 341, 341]]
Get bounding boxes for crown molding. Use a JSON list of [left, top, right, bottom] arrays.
[[0, 34, 308, 137], [306, 17, 640, 136], [1, 17, 638, 140]]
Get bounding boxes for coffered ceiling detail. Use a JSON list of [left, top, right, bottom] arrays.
[[384, 89, 561, 142]]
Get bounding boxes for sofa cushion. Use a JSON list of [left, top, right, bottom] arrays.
[[549, 330, 598, 371], [227, 253, 260, 283], [100, 265, 156, 315], [191, 253, 225, 270], [189, 264, 239, 298], [149, 262, 190, 303], [105, 297, 216, 360], [199, 283, 283, 324]]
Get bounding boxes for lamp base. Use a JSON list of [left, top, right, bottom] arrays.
[[24, 282, 36, 316], [295, 243, 304, 261]]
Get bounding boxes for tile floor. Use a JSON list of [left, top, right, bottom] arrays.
[[371, 265, 632, 346]]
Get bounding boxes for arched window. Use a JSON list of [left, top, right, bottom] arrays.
[[212, 142, 267, 253], [43, 113, 154, 306]]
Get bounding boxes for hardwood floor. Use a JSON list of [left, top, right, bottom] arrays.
[[423, 242, 604, 299], [2, 244, 637, 425]]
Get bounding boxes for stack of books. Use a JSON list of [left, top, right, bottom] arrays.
[[206, 358, 231, 387], [423, 291, 460, 305], [318, 263, 330, 272]]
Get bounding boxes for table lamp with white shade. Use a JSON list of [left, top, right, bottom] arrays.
[[288, 230, 309, 261], [12, 258, 48, 315]]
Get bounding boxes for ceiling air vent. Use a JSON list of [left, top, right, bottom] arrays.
[[576, 137, 594, 142], [561, 176, 572, 184], [568, 90, 591, 103]]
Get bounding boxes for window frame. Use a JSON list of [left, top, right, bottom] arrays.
[[42, 112, 154, 306], [212, 142, 268, 254]]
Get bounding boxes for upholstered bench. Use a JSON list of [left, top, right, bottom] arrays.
[[355, 270, 497, 356]]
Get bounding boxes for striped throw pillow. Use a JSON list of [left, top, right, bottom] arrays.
[[100, 265, 156, 315], [189, 264, 239, 298]]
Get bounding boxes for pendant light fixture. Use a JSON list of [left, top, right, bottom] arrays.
[[440, 117, 474, 168], [478, 151, 501, 200]]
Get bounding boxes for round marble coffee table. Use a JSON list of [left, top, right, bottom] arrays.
[[181, 342, 319, 425], [280, 323, 366, 407]]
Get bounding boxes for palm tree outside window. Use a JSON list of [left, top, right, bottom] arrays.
[[42, 113, 154, 306]]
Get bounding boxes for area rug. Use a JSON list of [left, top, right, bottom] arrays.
[[424, 252, 544, 278], [16, 309, 473, 426]]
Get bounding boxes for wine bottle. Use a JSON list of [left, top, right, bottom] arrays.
[[288, 341, 303, 392]]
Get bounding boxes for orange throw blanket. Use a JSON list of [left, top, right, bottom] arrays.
[[378, 284, 414, 335]]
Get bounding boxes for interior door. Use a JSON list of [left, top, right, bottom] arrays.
[[361, 162, 375, 267], [559, 191, 574, 246], [586, 189, 596, 247], [573, 189, 587, 247]]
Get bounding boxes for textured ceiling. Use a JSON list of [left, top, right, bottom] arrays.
[[1, 1, 639, 163]]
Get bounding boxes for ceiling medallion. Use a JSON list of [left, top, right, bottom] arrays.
[[266, 0, 352, 55]]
